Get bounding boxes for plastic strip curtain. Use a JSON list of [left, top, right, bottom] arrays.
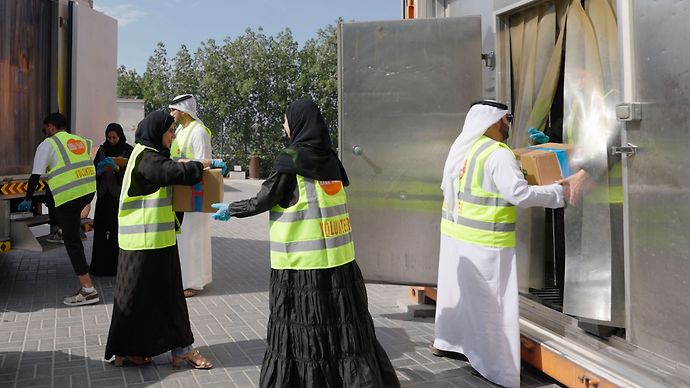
[[509, 4, 553, 148], [510, 1, 567, 292], [525, 1, 570, 133], [562, 0, 623, 324]]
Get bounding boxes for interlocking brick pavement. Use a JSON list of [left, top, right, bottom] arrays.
[[0, 179, 562, 387]]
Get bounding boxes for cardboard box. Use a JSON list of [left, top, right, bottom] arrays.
[[513, 142, 573, 185], [112, 157, 128, 167], [173, 168, 224, 212]]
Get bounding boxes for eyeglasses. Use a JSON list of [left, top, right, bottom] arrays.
[[505, 114, 513, 124]]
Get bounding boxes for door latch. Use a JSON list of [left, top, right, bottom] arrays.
[[611, 143, 638, 156], [481, 52, 495, 69]]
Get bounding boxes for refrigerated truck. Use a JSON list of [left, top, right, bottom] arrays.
[[338, 0, 690, 386], [0, 0, 116, 252]]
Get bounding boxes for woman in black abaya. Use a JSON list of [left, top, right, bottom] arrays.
[[211, 98, 400, 388], [90, 123, 133, 276], [105, 111, 213, 369]]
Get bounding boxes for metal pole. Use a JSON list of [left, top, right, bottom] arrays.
[[221, 122, 226, 161]]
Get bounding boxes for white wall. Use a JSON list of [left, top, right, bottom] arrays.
[[116, 99, 145, 144]]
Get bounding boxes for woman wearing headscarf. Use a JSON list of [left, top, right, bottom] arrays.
[[211, 98, 400, 388], [104, 111, 213, 369], [90, 123, 133, 276]]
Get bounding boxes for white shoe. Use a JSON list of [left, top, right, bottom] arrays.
[[63, 288, 100, 306]]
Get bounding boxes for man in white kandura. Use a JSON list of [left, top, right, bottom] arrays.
[[169, 94, 215, 297], [431, 100, 571, 387]]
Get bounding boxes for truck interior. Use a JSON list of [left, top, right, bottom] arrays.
[[498, 0, 625, 337]]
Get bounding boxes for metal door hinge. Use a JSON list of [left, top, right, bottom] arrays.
[[616, 103, 641, 121], [612, 143, 638, 156]]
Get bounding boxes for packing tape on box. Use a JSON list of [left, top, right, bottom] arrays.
[[528, 146, 572, 177], [190, 179, 204, 212]]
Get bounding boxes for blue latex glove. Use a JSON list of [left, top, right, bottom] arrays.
[[211, 203, 231, 221], [210, 159, 228, 176], [528, 127, 550, 144], [103, 157, 117, 169], [96, 161, 107, 174], [18, 199, 32, 212]]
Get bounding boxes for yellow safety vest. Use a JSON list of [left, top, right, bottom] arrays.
[[118, 144, 176, 250], [269, 175, 355, 270], [170, 121, 211, 160], [441, 136, 517, 248], [46, 131, 96, 207]]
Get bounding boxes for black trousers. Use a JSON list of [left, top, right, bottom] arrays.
[[42, 186, 59, 228], [54, 192, 94, 276]]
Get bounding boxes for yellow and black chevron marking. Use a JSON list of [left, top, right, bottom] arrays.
[[0, 180, 46, 196], [0, 240, 10, 252]]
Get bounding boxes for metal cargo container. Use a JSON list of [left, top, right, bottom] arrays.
[[0, 0, 52, 177], [339, 0, 690, 385], [0, 0, 116, 252]]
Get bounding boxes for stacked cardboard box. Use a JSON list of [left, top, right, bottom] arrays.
[[512, 143, 573, 185]]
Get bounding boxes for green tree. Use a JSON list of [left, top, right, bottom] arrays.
[[196, 38, 234, 162], [116, 65, 142, 98], [141, 42, 171, 114], [135, 23, 341, 177], [170, 44, 200, 99], [297, 20, 339, 145]]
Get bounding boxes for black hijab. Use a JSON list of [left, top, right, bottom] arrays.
[[135, 111, 175, 154], [101, 123, 133, 157], [273, 98, 349, 185]]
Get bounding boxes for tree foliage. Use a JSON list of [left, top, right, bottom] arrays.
[[141, 42, 172, 114], [117, 23, 340, 176], [116, 65, 142, 98]]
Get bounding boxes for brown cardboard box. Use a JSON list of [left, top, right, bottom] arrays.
[[173, 168, 224, 212], [112, 157, 128, 167], [513, 143, 573, 185], [103, 157, 128, 172]]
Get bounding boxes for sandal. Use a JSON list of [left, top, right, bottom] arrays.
[[183, 289, 199, 298], [114, 355, 153, 367], [172, 349, 213, 369]]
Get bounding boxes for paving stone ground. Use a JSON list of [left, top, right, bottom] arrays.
[[0, 179, 562, 388]]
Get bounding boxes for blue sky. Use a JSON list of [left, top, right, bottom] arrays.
[[95, 0, 403, 74]]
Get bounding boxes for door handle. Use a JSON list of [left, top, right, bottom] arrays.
[[352, 145, 363, 156], [611, 143, 638, 156]]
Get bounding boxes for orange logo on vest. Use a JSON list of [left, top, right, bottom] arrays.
[[67, 139, 86, 155], [319, 180, 342, 195]]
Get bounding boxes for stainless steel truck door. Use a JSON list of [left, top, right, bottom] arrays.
[[70, 2, 117, 142], [621, 0, 690, 368], [338, 17, 482, 285]]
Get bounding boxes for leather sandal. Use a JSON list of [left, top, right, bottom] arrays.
[[183, 289, 198, 298], [114, 355, 153, 367], [172, 349, 213, 369]]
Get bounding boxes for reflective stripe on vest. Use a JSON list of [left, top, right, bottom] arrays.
[[170, 121, 211, 161], [118, 144, 177, 250], [45, 131, 96, 207], [441, 136, 517, 248], [269, 175, 355, 270]]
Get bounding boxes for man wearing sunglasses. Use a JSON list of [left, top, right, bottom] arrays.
[[432, 100, 571, 387]]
